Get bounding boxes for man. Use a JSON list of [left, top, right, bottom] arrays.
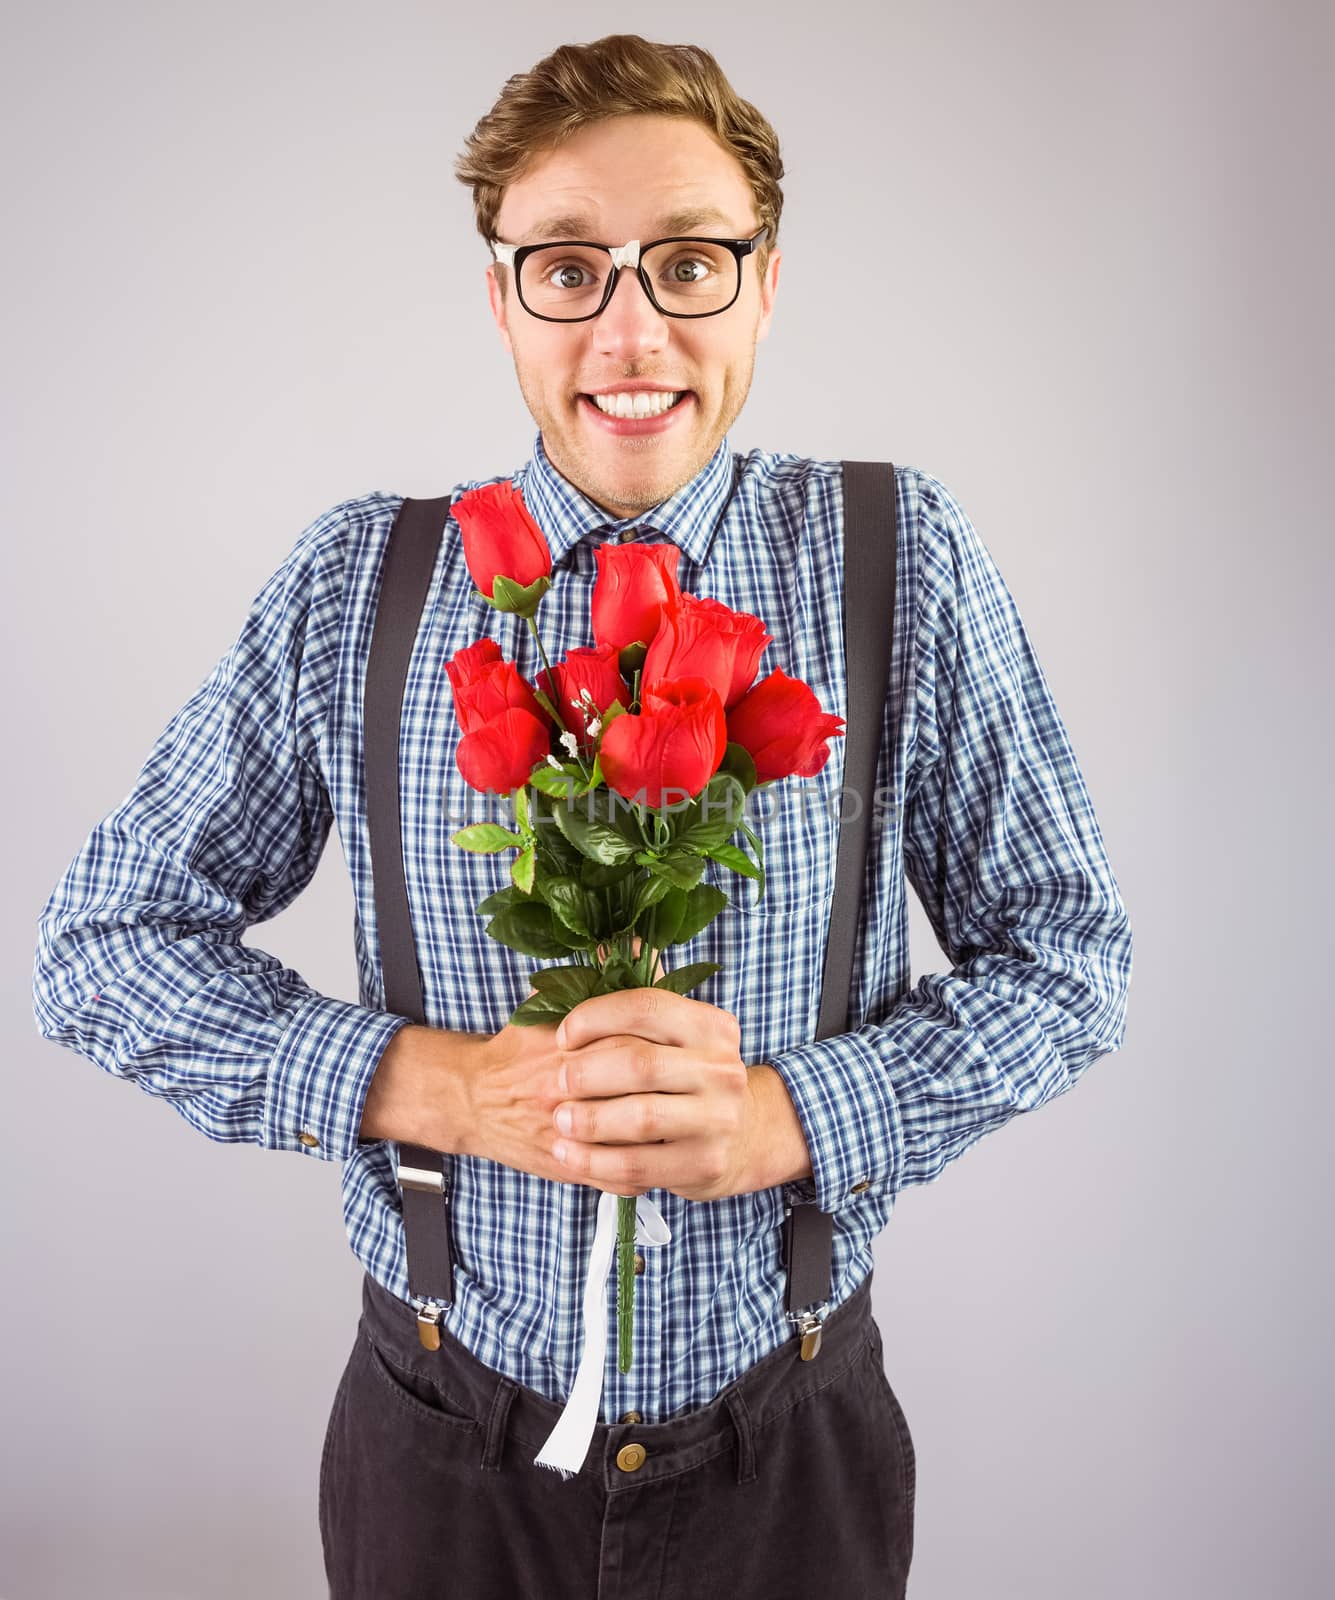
[[32, 33, 1132, 1599]]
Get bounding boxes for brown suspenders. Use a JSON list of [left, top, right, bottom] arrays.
[[362, 460, 899, 1354]]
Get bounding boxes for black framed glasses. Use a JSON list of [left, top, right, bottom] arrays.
[[489, 226, 769, 323]]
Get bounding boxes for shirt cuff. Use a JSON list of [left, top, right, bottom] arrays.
[[263, 992, 412, 1161], [767, 1028, 905, 1215]]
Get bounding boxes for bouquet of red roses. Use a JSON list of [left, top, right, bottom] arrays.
[[444, 480, 844, 1383]]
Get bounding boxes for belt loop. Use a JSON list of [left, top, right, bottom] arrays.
[[723, 1387, 757, 1485], [479, 1376, 517, 1472]]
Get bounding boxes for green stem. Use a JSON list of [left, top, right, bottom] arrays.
[[525, 615, 573, 737], [617, 1194, 635, 1372]]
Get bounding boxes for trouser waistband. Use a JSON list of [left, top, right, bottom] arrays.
[[358, 1265, 877, 1487]]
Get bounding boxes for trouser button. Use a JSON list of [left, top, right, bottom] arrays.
[[616, 1443, 647, 1472]]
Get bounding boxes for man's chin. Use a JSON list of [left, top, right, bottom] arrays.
[[542, 415, 717, 517]]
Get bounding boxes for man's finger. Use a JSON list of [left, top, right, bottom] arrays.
[[556, 986, 709, 1052]]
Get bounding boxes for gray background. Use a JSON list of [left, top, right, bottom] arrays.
[[4, 1, 1331, 1596]]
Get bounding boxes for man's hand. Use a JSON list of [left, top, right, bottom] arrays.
[[548, 986, 795, 1202], [360, 983, 814, 1201]]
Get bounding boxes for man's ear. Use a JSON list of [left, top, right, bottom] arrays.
[[486, 264, 513, 355], [755, 248, 781, 344]]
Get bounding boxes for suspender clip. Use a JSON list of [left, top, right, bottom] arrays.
[[786, 1304, 828, 1361], [411, 1296, 445, 1351]]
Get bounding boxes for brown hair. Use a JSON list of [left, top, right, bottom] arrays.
[[453, 34, 784, 294]]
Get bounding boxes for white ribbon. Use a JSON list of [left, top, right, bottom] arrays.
[[533, 1191, 672, 1478]]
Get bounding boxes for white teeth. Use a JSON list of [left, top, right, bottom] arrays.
[[590, 390, 682, 418]]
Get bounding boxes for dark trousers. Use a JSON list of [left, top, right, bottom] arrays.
[[319, 1264, 916, 1598]]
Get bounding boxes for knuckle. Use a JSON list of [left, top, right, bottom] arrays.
[[632, 1046, 657, 1081], [635, 988, 663, 1023], [635, 1099, 661, 1139], [619, 1152, 649, 1190]]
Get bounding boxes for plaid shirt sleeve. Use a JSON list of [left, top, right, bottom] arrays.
[[769, 473, 1134, 1215], [31, 501, 411, 1162]]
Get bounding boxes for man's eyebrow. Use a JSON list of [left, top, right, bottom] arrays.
[[518, 205, 742, 244]]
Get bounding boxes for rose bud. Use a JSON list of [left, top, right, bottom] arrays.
[[536, 643, 631, 754], [641, 592, 772, 709], [725, 669, 846, 783], [445, 640, 549, 735], [598, 675, 728, 809], [590, 541, 683, 652], [452, 482, 553, 615], [456, 706, 552, 795]]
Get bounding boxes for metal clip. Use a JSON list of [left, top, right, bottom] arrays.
[[412, 1297, 444, 1352], [787, 1304, 828, 1361]]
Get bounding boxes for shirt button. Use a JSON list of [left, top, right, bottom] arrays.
[[633, 1251, 645, 1274], [619, 525, 638, 542], [850, 1179, 870, 1193], [619, 1410, 643, 1424], [616, 1442, 647, 1472], [297, 1131, 320, 1149]]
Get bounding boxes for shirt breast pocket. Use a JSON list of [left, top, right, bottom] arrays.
[[715, 772, 839, 915]]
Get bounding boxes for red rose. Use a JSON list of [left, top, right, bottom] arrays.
[[452, 481, 552, 600], [725, 669, 845, 782], [590, 542, 683, 652], [445, 639, 548, 735], [457, 706, 551, 795], [641, 592, 772, 709], [598, 676, 727, 809], [536, 643, 631, 754]]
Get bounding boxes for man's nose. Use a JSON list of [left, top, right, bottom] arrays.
[[592, 265, 669, 357]]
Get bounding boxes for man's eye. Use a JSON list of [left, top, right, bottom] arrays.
[[545, 263, 594, 290], [666, 256, 713, 283]]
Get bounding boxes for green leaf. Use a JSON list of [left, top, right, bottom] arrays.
[[452, 823, 523, 853], [671, 882, 729, 945], [639, 885, 687, 945], [654, 961, 723, 995], [511, 843, 536, 895], [529, 964, 602, 1008], [580, 857, 635, 889], [673, 773, 746, 851], [508, 993, 569, 1026], [478, 884, 527, 916], [551, 794, 641, 864], [538, 875, 596, 937], [709, 842, 762, 881], [629, 872, 674, 921], [718, 741, 758, 794], [597, 954, 641, 992], [512, 784, 530, 833], [737, 820, 766, 904], [528, 761, 581, 797], [486, 903, 572, 958], [644, 851, 707, 891]]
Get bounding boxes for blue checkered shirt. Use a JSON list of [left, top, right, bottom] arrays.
[[32, 431, 1133, 1423]]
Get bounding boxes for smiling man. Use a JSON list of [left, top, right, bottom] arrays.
[[484, 111, 779, 520], [33, 32, 1133, 1600]]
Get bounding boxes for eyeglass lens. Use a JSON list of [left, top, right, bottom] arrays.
[[517, 240, 740, 319]]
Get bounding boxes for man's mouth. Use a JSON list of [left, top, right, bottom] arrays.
[[579, 390, 692, 420]]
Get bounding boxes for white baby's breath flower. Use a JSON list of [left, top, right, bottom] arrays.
[[586, 719, 601, 738], [545, 754, 563, 770], [559, 730, 579, 757]]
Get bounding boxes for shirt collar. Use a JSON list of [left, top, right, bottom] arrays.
[[515, 429, 736, 570]]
